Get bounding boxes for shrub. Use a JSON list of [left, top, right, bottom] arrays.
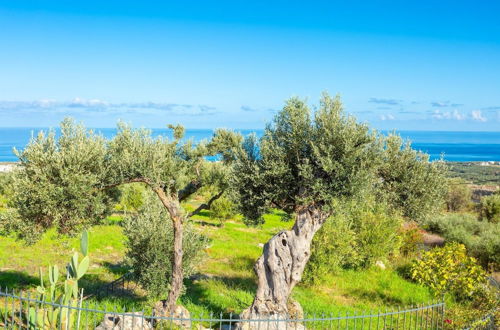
[[399, 222, 424, 256], [411, 243, 487, 300], [209, 195, 236, 226], [445, 178, 472, 212], [423, 213, 500, 270], [479, 194, 500, 223], [123, 194, 208, 299], [0, 172, 13, 210], [304, 207, 359, 282], [444, 286, 500, 329], [305, 198, 402, 283]]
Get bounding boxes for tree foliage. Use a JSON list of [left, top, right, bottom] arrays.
[[423, 213, 500, 270], [234, 94, 381, 224], [377, 135, 447, 222], [11, 120, 119, 241], [234, 93, 447, 225], [10, 119, 236, 242], [115, 183, 146, 213]]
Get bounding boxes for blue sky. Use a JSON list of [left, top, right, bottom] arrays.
[[0, 1, 499, 130]]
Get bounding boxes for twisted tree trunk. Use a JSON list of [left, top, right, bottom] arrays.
[[152, 188, 185, 315], [165, 216, 184, 312], [239, 206, 328, 329]]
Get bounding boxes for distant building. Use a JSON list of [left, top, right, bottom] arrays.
[[0, 164, 16, 172]]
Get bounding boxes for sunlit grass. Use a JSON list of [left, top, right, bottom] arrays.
[[0, 225, 126, 290], [0, 198, 436, 316]]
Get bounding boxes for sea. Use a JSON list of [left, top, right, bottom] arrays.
[[0, 128, 499, 162]]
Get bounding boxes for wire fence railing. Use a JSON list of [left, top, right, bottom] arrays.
[[83, 271, 137, 300], [0, 286, 450, 329]]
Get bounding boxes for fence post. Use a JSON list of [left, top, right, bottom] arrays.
[[26, 291, 31, 329], [441, 301, 445, 329], [18, 290, 23, 328]]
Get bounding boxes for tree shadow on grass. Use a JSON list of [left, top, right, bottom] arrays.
[[80, 272, 147, 303], [183, 273, 257, 316], [100, 261, 131, 276], [0, 270, 38, 291], [346, 288, 405, 306], [191, 220, 222, 228]]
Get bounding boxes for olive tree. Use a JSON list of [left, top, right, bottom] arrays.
[[11, 118, 239, 314], [233, 93, 446, 324], [378, 134, 447, 222]]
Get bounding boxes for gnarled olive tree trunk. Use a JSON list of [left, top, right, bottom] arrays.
[[239, 207, 328, 328]]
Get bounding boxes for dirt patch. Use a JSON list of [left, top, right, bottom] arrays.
[[422, 232, 445, 247]]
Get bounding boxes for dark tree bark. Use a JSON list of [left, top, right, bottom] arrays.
[[239, 206, 328, 328], [188, 190, 224, 217]]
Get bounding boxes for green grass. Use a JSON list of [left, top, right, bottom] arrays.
[[0, 198, 436, 316], [0, 225, 126, 290]]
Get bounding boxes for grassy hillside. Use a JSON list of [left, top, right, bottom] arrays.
[[0, 200, 435, 316]]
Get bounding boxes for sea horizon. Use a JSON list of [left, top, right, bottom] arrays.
[[1, 127, 499, 162]]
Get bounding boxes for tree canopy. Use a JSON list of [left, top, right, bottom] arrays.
[[234, 93, 446, 226]]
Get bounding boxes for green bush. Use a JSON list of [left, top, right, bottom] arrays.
[[423, 213, 500, 270], [305, 198, 402, 283], [445, 178, 472, 212], [479, 194, 500, 223], [411, 243, 487, 300], [209, 195, 236, 226], [123, 194, 209, 299]]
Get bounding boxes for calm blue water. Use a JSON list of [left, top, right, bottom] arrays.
[[0, 128, 499, 162]]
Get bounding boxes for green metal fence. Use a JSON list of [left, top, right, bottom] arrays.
[[0, 286, 448, 329]]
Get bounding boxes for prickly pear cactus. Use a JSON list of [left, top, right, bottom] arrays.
[[27, 230, 90, 329]]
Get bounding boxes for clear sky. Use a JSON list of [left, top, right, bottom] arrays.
[[0, 1, 499, 130]]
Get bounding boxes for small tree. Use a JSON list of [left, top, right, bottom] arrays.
[[11, 119, 239, 314], [445, 178, 472, 212], [12, 121, 117, 241], [479, 194, 500, 223], [234, 93, 447, 324]]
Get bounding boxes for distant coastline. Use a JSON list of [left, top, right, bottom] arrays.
[[1, 128, 499, 162]]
